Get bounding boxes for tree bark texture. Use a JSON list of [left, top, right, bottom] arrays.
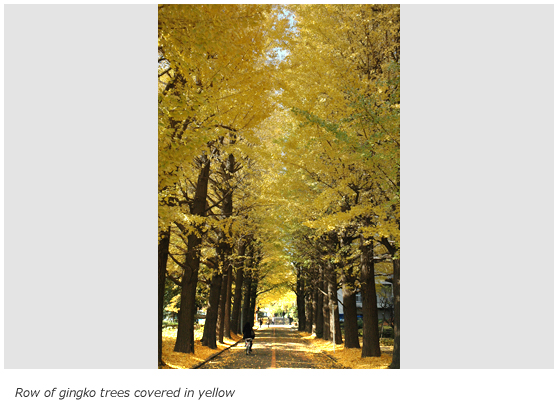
[[327, 262, 343, 344], [201, 271, 223, 349], [216, 255, 228, 343], [223, 262, 233, 339], [312, 281, 319, 335], [315, 276, 324, 338], [360, 236, 382, 357], [342, 265, 360, 348], [241, 269, 252, 328], [322, 267, 330, 341], [305, 288, 313, 334], [249, 275, 258, 327], [296, 267, 306, 331]]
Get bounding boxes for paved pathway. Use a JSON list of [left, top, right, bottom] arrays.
[[198, 326, 343, 369]]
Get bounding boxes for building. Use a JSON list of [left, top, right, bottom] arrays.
[[337, 281, 393, 323]]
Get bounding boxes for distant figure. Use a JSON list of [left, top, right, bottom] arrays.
[[259, 318, 263, 328]]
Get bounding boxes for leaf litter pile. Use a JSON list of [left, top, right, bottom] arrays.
[[161, 328, 240, 369], [299, 332, 393, 369]]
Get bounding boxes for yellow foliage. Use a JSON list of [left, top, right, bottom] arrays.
[[158, 6, 399, 363]]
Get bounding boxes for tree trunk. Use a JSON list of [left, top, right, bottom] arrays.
[[360, 236, 381, 357], [315, 276, 324, 338], [296, 267, 306, 331], [241, 243, 253, 327], [158, 227, 171, 365], [216, 256, 228, 343], [201, 271, 223, 349], [174, 157, 211, 354], [230, 240, 246, 335], [241, 272, 252, 328], [327, 262, 343, 344], [342, 265, 360, 348], [380, 237, 400, 369], [249, 275, 258, 327], [305, 287, 314, 333], [216, 153, 235, 343], [322, 266, 330, 341], [312, 281, 319, 335], [332, 297, 343, 345], [389, 258, 400, 368], [223, 262, 233, 339]]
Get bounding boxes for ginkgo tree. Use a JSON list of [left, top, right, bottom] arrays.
[[158, 4, 291, 359], [265, 4, 400, 363]]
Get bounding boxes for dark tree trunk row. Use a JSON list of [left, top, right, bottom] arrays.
[[204, 153, 235, 348], [292, 231, 391, 358], [174, 156, 211, 354]]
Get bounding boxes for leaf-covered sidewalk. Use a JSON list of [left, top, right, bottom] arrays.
[[162, 325, 393, 369], [197, 326, 343, 369]]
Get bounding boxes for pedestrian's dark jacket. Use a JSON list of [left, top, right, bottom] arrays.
[[243, 322, 255, 339]]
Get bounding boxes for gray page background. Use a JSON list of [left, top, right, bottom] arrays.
[[402, 5, 554, 368], [4, 5, 157, 368], [3, 5, 554, 368]]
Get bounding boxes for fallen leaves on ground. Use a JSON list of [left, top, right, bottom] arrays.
[[299, 332, 393, 369], [161, 328, 241, 369]]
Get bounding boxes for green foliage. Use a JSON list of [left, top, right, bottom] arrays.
[[380, 338, 394, 346]]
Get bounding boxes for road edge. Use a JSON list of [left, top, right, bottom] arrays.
[[191, 338, 244, 369]]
